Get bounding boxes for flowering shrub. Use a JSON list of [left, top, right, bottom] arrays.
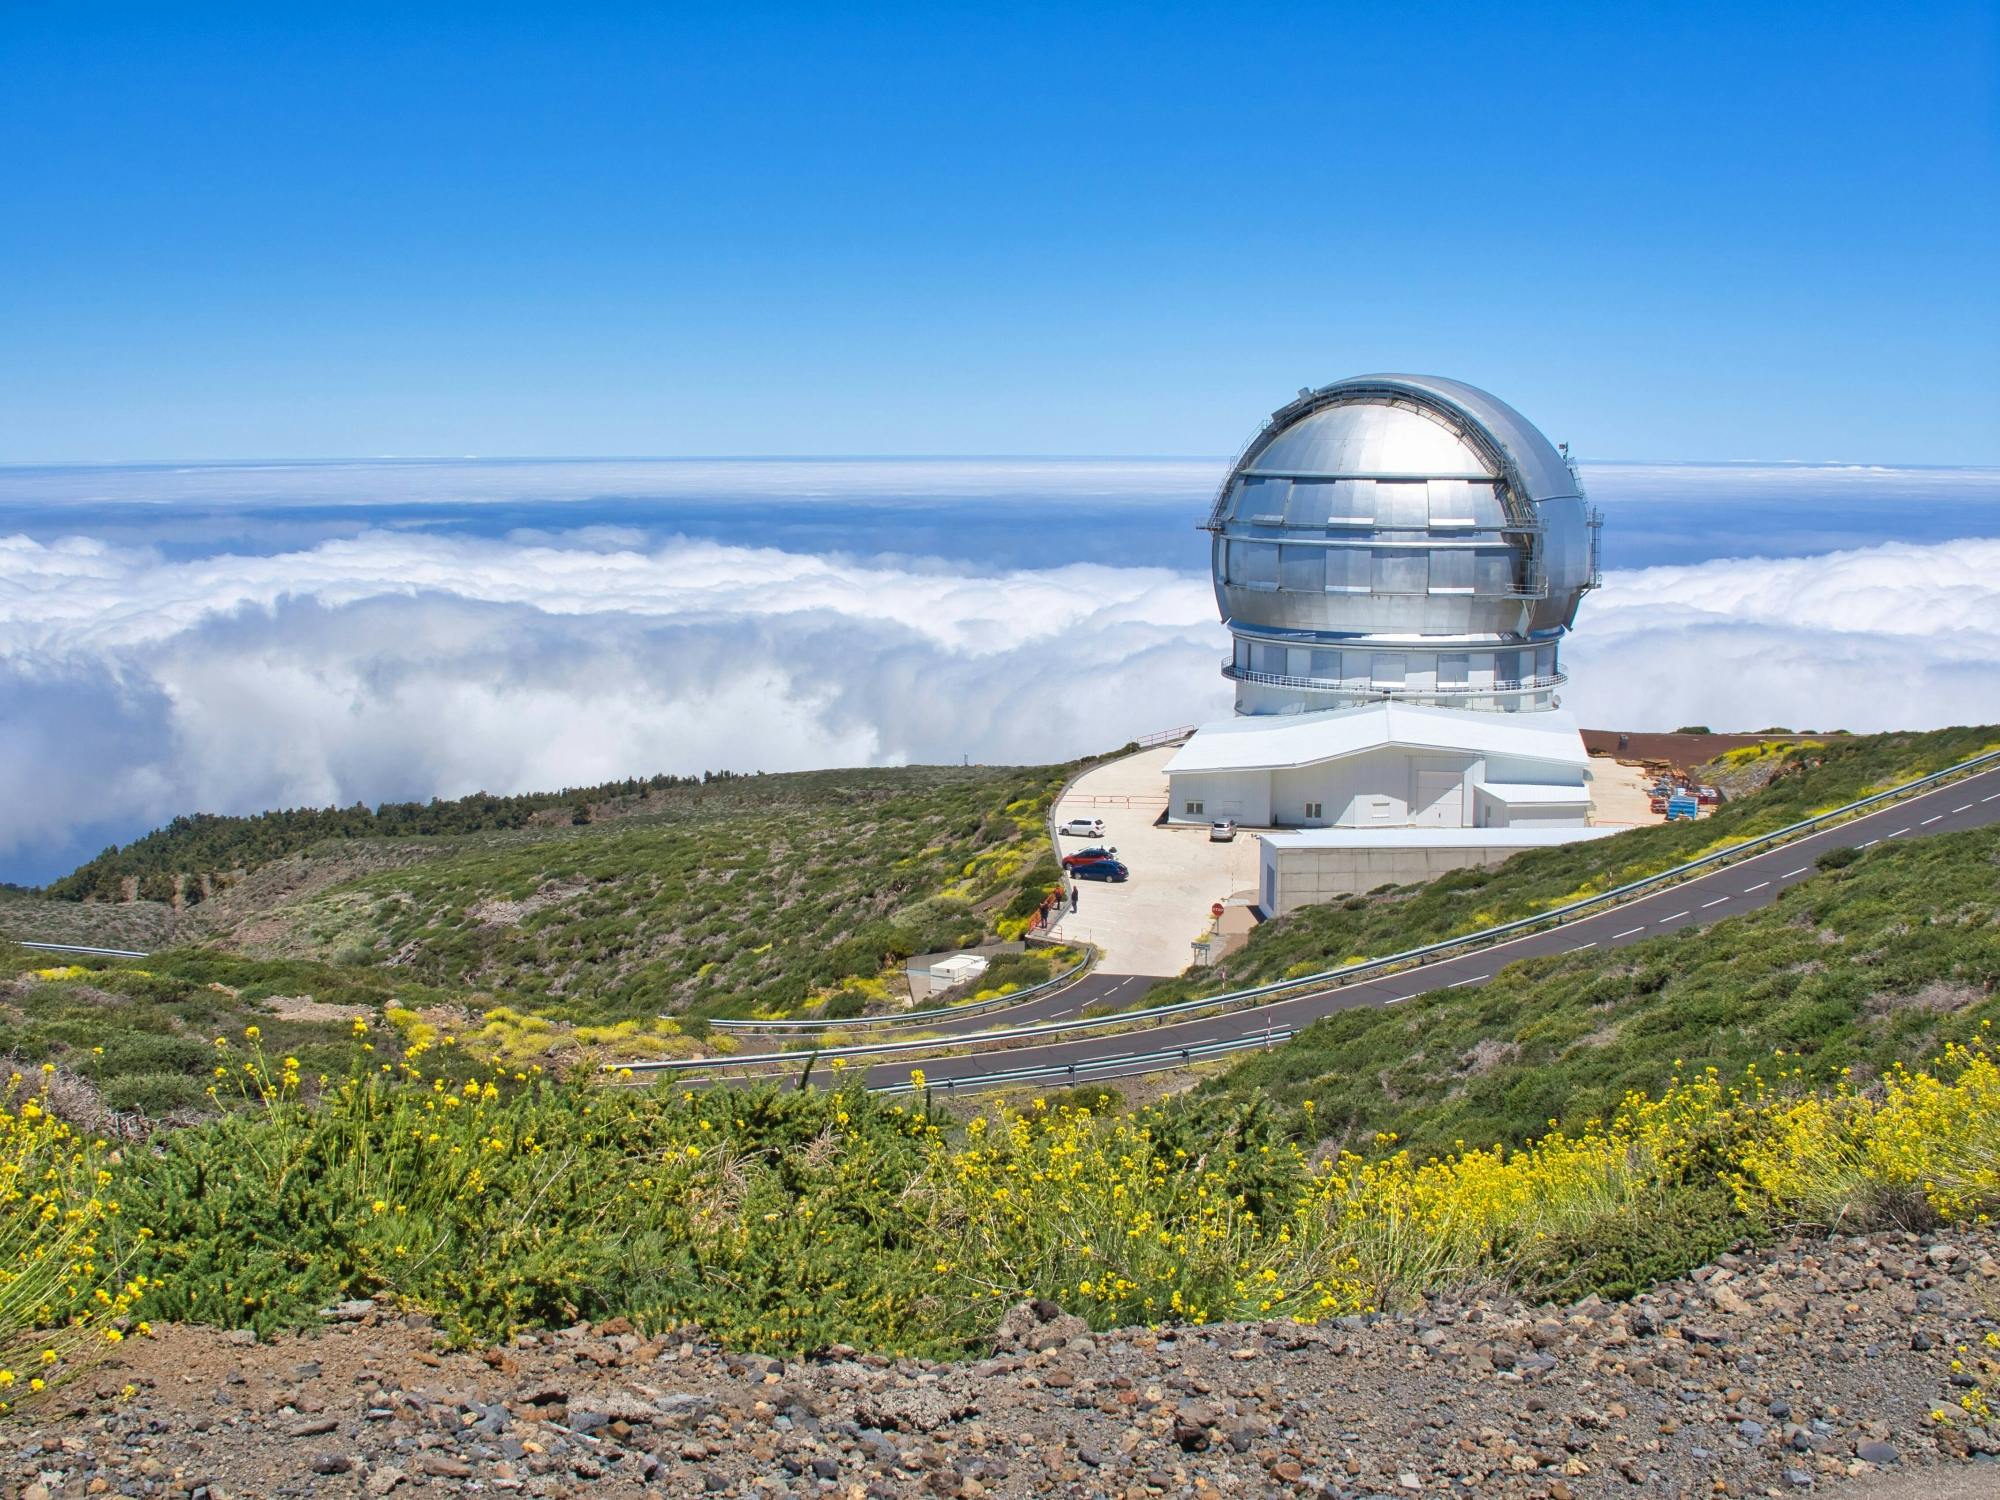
[[1734, 1039, 2000, 1227], [0, 1068, 153, 1413], [6, 1030, 1998, 1402]]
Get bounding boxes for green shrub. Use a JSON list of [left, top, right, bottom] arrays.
[[1509, 1179, 1767, 1303], [94, 1032, 213, 1077], [102, 1072, 210, 1117]]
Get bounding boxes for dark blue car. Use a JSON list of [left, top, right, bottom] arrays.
[[1070, 859, 1129, 883]]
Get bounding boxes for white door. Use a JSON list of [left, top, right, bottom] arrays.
[[1412, 769, 1464, 828]]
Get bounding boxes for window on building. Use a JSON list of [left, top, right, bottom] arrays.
[[1438, 653, 1470, 688], [1184, 800, 1204, 816], [1304, 801, 1323, 819]]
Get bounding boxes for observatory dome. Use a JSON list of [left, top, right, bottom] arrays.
[[1205, 374, 1600, 716]]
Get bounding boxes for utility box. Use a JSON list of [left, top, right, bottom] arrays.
[[907, 952, 991, 1001]]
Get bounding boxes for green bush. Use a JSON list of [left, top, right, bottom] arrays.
[[94, 1032, 213, 1078], [102, 1072, 210, 1117], [1509, 1179, 1767, 1303]]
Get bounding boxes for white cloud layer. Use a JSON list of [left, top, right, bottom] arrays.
[[3, 529, 1998, 876]]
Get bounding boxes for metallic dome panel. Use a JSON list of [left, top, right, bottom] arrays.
[[1205, 374, 1600, 715]]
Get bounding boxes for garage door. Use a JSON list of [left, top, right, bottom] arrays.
[[1412, 770, 1464, 828]]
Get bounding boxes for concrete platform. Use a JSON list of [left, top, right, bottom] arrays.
[[1589, 754, 1661, 826], [1048, 745, 1262, 978]]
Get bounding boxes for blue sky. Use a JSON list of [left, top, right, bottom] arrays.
[[3, 2, 1995, 464]]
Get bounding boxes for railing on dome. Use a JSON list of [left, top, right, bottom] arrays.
[[1224, 573, 1550, 601], [1220, 662, 1567, 699]]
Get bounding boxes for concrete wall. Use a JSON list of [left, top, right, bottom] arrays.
[[1170, 746, 1589, 833], [1472, 786, 1592, 829], [1260, 838, 1561, 916], [1167, 769, 1271, 826]]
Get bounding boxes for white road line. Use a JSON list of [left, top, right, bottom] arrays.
[[1661, 910, 1690, 923], [1954, 805, 1974, 814], [1921, 815, 1942, 826], [1446, 975, 1483, 988], [1984, 794, 1999, 803], [1857, 839, 1879, 849], [1568, 941, 1596, 953], [1701, 897, 1729, 909], [1783, 867, 1809, 878], [1744, 881, 1769, 893], [1886, 828, 1909, 838], [1610, 926, 1645, 940]]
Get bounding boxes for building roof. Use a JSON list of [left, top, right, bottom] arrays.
[[1474, 781, 1593, 805], [1163, 702, 1591, 776], [1260, 825, 1619, 852]]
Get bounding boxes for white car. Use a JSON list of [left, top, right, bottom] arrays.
[[1059, 817, 1105, 838], [1209, 819, 1238, 842]]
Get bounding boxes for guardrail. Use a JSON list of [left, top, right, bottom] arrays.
[[708, 950, 1094, 1033], [10, 939, 152, 960], [614, 747, 2000, 1077], [875, 1023, 1300, 1095]]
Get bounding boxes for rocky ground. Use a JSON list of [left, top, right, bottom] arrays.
[[7, 1228, 2000, 1500]]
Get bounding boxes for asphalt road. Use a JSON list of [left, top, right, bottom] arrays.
[[857, 764, 2000, 1093], [925, 970, 1156, 1032]]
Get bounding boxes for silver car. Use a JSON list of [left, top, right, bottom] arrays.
[[1209, 819, 1237, 842]]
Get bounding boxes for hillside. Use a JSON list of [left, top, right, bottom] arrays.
[[9, 762, 1077, 1025], [1198, 821, 2000, 1159], [42, 770, 725, 903], [6, 728, 2000, 1491], [1142, 724, 1998, 1009]]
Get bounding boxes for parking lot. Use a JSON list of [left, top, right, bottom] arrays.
[[1047, 745, 1262, 977]]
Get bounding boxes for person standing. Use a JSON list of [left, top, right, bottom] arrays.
[[1069, 885, 1079, 914]]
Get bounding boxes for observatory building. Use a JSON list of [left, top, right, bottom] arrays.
[[1163, 374, 1619, 915]]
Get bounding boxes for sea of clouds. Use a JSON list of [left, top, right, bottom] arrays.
[[2, 458, 1997, 884]]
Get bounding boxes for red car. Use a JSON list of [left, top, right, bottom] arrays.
[[1062, 846, 1117, 868]]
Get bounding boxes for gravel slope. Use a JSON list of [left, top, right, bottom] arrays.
[[6, 1228, 1999, 1499]]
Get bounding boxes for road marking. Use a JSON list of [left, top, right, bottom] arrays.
[[1886, 828, 1909, 838], [1921, 815, 1942, 826], [1857, 839, 1879, 849], [1984, 794, 1999, 803], [1660, 910, 1690, 923], [1744, 881, 1769, 893], [1783, 867, 1809, 878], [1568, 941, 1596, 953], [1610, 926, 1645, 940], [1701, 897, 1729, 909], [1446, 975, 1484, 989], [1954, 805, 1974, 814]]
